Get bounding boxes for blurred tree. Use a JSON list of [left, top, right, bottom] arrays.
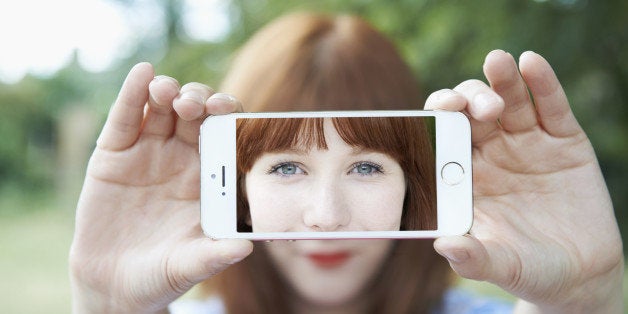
[[0, 55, 97, 200], [1, 0, 626, 246], [209, 0, 628, 241]]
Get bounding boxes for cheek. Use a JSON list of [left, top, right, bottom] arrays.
[[246, 180, 304, 232], [345, 178, 406, 231]]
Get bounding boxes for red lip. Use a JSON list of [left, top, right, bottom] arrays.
[[307, 252, 351, 269]]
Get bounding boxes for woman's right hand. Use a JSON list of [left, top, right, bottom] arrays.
[[428, 51, 623, 313], [68, 63, 253, 314]]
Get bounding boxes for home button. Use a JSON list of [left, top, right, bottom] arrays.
[[441, 162, 464, 185]]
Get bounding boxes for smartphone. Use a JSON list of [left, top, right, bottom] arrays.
[[200, 110, 472, 240]]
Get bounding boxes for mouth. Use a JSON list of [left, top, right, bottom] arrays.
[[307, 252, 351, 269]]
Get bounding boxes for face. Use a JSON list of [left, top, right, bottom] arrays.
[[245, 118, 406, 233], [245, 118, 406, 307], [264, 239, 395, 307]]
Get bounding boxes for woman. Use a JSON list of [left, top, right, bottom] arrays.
[[69, 12, 623, 314], [206, 13, 449, 313], [237, 116, 436, 233]]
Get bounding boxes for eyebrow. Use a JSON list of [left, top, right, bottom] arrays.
[[269, 146, 387, 157], [268, 147, 310, 156], [350, 146, 385, 156]]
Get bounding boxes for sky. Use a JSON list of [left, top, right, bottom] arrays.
[[0, 0, 230, 84]]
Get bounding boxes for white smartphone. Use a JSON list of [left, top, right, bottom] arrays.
[[200, 110, 472, 240]]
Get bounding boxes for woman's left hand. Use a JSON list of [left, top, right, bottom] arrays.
[[426, 50, 623, 313]]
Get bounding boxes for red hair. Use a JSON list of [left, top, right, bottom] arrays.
[[203, 12, 452, 314], [236, 117, 436, 232]]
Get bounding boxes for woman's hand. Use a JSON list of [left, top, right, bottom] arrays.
[[68, 63, 253, 313], [427, 50, 623, 313]]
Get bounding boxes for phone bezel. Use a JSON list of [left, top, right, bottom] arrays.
[[200, 110, 472, 240]]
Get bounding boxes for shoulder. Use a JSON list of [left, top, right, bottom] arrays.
[[434, 288, 514, 314], [168, 289, 513, 314], [168, 296, 225, 314]]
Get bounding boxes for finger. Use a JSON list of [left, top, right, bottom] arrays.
[[519, 51, 582, 138], [97, 62, 154, 151], [169, 238, 253, 292], [173, 82, 215, 121], [425, 88, 502, 144], [142, 76, 180, 138], [205, 93, 244, 115], [170, 82, 214, 146], [453, 80, 505, 143], [454, 79, 504, 122], [434, 235, 507, 284], [434, 234, 528, 295], [483, 50, 538, 133], [424, 89, 468, 112], [174, 93, 243, 146]]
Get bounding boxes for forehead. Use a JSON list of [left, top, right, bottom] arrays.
[[268, 142, 377, 157], [236, 116, 417, 171], [258, 117, 386, 153]]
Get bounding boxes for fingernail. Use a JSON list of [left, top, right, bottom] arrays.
[[442, 250, 470, 263], [179, 91, 205, 105], [228, 256, 246, 265], [433, 89, 458, 101], [133, 61, 151, 69], [153, 75, 178, 85], [209, 92, 238, 103]]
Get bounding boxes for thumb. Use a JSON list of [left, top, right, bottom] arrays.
[[168, 238, 253, 291], [434, 234, 505, 283]]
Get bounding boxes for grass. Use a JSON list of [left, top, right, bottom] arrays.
[[0, 205, 626, 313], [0, 208, 74, 314]]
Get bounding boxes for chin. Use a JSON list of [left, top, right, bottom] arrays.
[[291, 275, 368, 308], [298, 286, 363, 309]]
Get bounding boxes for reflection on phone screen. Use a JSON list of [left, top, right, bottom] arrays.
[[236, 117, 436, 232]]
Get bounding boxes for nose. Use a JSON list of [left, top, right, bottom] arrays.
[[302, 178, 351, 231]]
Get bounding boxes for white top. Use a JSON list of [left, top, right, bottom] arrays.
[[169, 289, 513, 314]]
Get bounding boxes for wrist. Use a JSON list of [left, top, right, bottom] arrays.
[[72, 297, 169, 314], [70, 279, 170, 314], [514, 261, 624, 314]]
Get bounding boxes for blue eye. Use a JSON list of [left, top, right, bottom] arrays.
[[269, 162, 304, 176], [350, 162, 383, 175], [278, 163, 298, 175]]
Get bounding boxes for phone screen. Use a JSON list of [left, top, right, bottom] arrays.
[[235, 116, 437, 233]]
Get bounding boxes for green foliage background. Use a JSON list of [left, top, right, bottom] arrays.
[[0, 1, 627, 311], [3, 0, 626, 238]]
